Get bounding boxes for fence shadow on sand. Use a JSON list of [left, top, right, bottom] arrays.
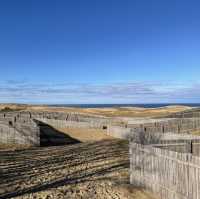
[[35, 120, 81, 146], [0, 139, 129, 199]]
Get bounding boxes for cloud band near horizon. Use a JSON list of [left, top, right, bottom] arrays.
[[0, 80, 199, 104]]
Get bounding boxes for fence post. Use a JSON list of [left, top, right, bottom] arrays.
[[186, 153, 191, 198], [187, 141, 193, 154]]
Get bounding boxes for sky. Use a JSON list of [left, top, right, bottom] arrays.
[[0, 0, 200, 104]]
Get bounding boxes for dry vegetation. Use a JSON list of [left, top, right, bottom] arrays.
[[0, 143, 30, 151], [0, 104, 188, 199], [73, 106, 191, 117], [0, 121, 158, 199], [29, 105, 191, 117], [0, 139, 156, 199], [0, 103, 192, 118], [191, 130, 200, 136]]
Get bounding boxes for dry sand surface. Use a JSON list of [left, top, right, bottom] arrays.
[[0, 104, 169, 198], [28, 105, 191, 117], [0, 104, 192, 118], [57, 127, 112, 142], [79, 105, 192, 117], [0, 139, 157, 199], [0, 124, 158, 199]]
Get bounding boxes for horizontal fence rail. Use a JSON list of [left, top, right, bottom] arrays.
[[0, 119, 40, 147], [107, 118, 200, 139], [130, 142, 200, 199], [36, 118, 107, 129]]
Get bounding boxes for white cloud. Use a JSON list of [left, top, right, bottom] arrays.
[[0, 80, 199, 104]]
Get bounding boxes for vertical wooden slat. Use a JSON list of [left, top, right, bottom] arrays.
[[130, 141, 200, 199]]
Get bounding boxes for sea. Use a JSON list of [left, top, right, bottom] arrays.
[[49, 103, 200, 108]]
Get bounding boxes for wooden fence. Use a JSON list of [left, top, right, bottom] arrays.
[[130, 142, 200, 199], [36, 118, 106, 129], [107, 118, 200, 140], [137, 118, 200, 134], [0, 121, 40, 147], [151, 139, 200, 156]]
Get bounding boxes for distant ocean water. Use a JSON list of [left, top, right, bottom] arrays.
[[49, 103, 200, 108]]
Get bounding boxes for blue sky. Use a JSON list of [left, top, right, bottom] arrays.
[[0, 0, 200, 104]]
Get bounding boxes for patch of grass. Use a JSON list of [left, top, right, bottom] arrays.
[[0, 106, 23, 112], [191, 130, 200, 136]]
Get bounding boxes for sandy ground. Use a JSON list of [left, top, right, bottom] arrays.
[[0, 143, 30, 151], [0, 139, 157, 199], [73, 105, 192, 117], [0, 124, 158, 199], [0, 103, 188, 199], [0, 104, 170, 198], [28, 105, 191, 118], [0, 104, 192, 118], [57, 127, 112, 142]]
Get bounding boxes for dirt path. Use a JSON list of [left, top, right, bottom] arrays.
[[0, 139, 156, 199]]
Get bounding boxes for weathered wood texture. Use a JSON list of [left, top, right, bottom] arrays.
[[152, 139, 200, 156], [0, 121, 39, 146], [108, 118, 200, 139], [0, 110, 121, 147], [130, 142, 200, 199], [135, 118, 200, 134], [36, 118, 107, 129], [0, 112, 40, 147]]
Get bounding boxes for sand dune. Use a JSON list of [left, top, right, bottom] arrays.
[[0, 104, 192, 118]]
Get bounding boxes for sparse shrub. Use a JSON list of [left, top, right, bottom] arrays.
[[130, 129, 162, 145], [1, 107, 13, 112], [0, 107, 20, 112]]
